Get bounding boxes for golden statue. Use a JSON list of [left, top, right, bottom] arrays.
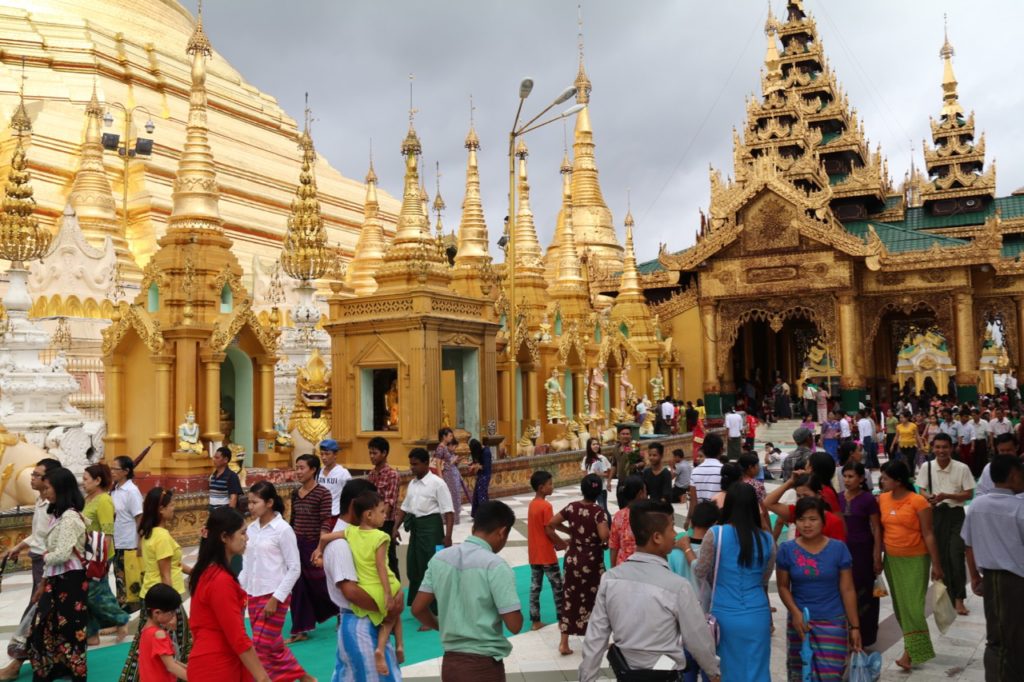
[[385, 379, 399, 430], [619, 359, 635, 412], [649, 373, 665, 402], [274, 406, 293, 449], [589, 365, 606, 419], [290, 349, 332, 446], [545, 367, 566, 422], [177, 408, 203, 454]]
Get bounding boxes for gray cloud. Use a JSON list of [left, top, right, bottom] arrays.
[[189, 0, 1024, 264]]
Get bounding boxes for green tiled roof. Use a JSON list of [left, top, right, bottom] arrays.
[[1003, 236, 1024, 259], [637, 257, 665, 274], [843, 220, 969, 253], [897, 195, 1024, 230]]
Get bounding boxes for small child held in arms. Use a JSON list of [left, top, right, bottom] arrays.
[[138, 583, 188, 682], [317, 491, 404, 674], [527, 470, 567, 633]]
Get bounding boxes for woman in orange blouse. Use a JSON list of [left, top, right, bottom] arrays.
[[878, 460, 943, 672]]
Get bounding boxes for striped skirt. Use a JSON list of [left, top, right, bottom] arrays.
[[247, 593, 307, 682], [786, 616, 849, 681]]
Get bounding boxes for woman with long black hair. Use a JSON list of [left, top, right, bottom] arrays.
[[118, 487, 192, 682], [27, 467, 88, 682], [581, 437, 612, 515], [694, 482, 776, 682], [239, 482, 311, 682], [188, 507, 270, 682], [468, 438, 493, 519]]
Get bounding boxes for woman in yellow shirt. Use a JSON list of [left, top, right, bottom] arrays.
[[118, 487, 193, 682], [890, 413, 919, 475], [82, 463, 129, 644]]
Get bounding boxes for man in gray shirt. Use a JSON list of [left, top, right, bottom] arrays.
[[580, 500, 720, 682], [782, 426, 815, 480]]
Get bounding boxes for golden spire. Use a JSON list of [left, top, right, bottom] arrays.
[[939, 14, 963, 120], [554, 152, 583, 287], [0, 60, 50, 264], [432, 161, 445, 235], [281, 94, 329, 281], [345, 149, 386, 296], [514, 140, 543, 270], [763, 3, 783, 93], [67, 82, 140, 276], [168, 0, 221, 232], [609, 202, 656, 342], [574, 4, 591, 106], [373, 89, 450, 293], [570, 7, 622, 271], [453, 97, 491, 277], [617, 198, 643, 302]]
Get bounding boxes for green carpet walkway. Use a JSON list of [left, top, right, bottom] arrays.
[[81, 558, 567, 681]]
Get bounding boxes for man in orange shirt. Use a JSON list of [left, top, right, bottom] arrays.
[[527, 471, 567, 630]]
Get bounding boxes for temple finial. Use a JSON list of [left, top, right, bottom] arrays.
[[938, 14, 962, 119], [187, 0, 211, 56], [574, 3, 591, 105], [366, 138, 377, 184], [402, 73, 421, 155], [433, 161, 445, 235], [10, 57, 30, 134]]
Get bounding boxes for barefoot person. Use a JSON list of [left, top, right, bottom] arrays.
[[392, 448, 454, 615], [315, 491, 404, 675], [320, 479, 402, 682], [239, 481, 314, 681]]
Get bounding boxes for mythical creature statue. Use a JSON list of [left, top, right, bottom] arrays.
[[516, 421, 540, 457], [289, 349, 331, 446], [177, 408, 203, 454]]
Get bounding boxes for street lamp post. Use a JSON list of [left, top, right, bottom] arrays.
[[505, 80, 583, 449], [101, 104, 156, 246]]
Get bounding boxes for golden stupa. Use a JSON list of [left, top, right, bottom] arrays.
[[0, 0, 399, 280]]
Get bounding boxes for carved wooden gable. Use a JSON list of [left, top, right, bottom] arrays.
[[740, 191, 801, 254]]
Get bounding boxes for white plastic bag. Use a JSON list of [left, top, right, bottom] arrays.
[[928, 579, 957, 634], [849, 651, 882, 682]]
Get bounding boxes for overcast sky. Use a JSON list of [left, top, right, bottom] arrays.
[[187, 1, 1024, 264]]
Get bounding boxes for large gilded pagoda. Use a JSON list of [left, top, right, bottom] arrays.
[[646, 1, 1022, 414]]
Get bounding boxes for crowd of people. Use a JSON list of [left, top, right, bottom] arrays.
[[2, 397, 1022, 682]]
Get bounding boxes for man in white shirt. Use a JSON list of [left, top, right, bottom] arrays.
[[971, 409, 991, 479], [957, 413, 977, 473], [687, 434, 725, 529], [109, 455, 145, 612], [317, 438, 352, 518], [975, 433, 1019, 496], [392, 448, 455, 607], [324, 479, 402, 682], [724, 407, 743, 461], [856, 410, 877, 468], [989, 407, 1013, 437], [838, 411, 852, 441], [917, 433, 975, 616]]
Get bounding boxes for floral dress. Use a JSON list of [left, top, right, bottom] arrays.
[[558, 500, 608, 636], [28, 510, 88, 682], [435, 443, 469, 525]]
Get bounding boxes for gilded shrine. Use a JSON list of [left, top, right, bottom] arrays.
[[647, 1, 1024, 414]]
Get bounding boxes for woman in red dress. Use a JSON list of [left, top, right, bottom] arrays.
[[186, 507, 271, 682]]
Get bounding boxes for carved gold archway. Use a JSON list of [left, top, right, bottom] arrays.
[[714, 294, 838, 377], [862, 294, 956, 358]]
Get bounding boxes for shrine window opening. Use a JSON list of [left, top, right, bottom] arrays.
[[554, 313, 563, 336], [619, 322, 630, 338], [147, 282, 159, 312], [360, 367, 399, 433], [220, 284, 233, 313], [594, 323, 602, 343]]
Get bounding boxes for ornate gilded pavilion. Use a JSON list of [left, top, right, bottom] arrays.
[[646, 1, 1024, 414], [102, 15, 279, 477]]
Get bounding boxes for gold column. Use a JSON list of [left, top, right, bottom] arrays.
[[200, 352, 225, 443], [153, 356, 174, 440], [572, 369, 586, 417], [104, 359, 126, 456], [837, 293, 865, 389], [700, 302, 719, 394], [525, 367, 539, 422], [172, 336, 198, 436], [1016, 296, 1024, 372], [954, 291, 978, 386], [256, 358, 276, 442], [498, 366, 511, 431], [482, 336, 498, 432]]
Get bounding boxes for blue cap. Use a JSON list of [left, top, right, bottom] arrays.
[[319, 439, 340, 452]]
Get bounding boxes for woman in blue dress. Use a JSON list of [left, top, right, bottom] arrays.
[[695, 481, 776, 681]]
